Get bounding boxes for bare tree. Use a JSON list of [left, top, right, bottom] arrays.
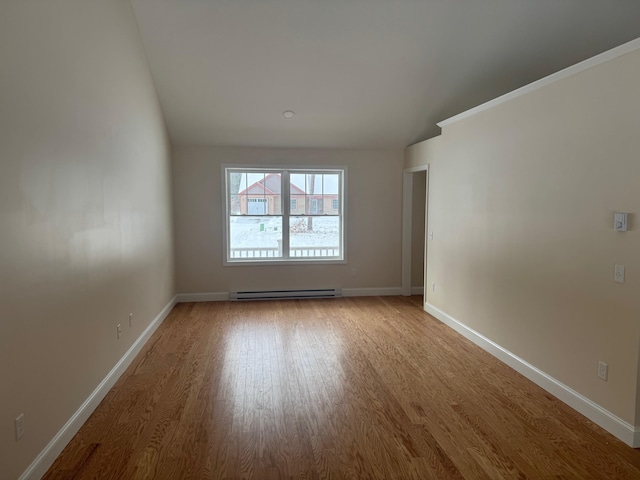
[[229, 172, 243, 214], [307, 174, 315, 231]]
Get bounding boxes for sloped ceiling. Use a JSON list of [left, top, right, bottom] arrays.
[[130, 0, 640, 149]]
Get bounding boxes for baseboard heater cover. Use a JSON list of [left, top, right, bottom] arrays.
[[229, 288, 342, 301]]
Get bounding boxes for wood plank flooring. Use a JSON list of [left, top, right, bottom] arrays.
[[44, 296, 640, 479]]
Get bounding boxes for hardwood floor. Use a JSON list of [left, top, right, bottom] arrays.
[[44, 296, 640, 479]]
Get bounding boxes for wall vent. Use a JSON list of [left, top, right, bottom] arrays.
[[229, 288, 342, 301]]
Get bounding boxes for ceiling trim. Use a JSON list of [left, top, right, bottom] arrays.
[[437, 36, 640, 128]]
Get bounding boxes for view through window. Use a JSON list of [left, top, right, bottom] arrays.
[[224, 167, 345, 263]]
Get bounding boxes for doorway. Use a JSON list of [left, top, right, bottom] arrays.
[[401, 166, 428, 301]]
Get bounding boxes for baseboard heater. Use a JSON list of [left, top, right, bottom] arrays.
[[229, 288, 342, 301]]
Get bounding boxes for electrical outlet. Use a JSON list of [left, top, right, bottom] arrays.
[[431, 282, 436, 292], [614, 265, 625, 284], [351, 268, 357, 276], [15, 414, 25, 441], [129, 313, 133, 327], [598, 361, 608, 381], [117, 324, 122, 339]]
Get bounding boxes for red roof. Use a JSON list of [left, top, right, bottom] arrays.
[[239, 173, 306, 195]]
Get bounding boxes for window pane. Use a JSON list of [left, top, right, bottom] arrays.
[[322, 174, 339, 194], [290, 174, 305, 193], [290, 194, 303, 214], [311, 174, 323, 194], [229, 194, 242, 215], [306, 196, 322, 215], [289, 216, 340, 258], [229, 216, 283, 259]]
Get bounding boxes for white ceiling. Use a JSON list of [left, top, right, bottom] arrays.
[[130, 0, 640, 149]]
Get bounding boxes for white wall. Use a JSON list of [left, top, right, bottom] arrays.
[[172, 147, 404, 294], [0, 1, 174, 477], [406, 44, 640, 429]]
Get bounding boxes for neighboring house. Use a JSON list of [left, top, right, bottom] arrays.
[[237, 173, 339, 215]]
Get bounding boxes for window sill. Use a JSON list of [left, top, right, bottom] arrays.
[[223, 258, 347, 267]]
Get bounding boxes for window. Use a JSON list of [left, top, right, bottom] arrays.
[[224, 167, 345, 263]]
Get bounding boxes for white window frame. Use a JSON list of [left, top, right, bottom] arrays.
[[222, 165, 347, 266]]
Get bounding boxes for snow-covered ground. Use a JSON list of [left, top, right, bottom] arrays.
[[230, 216, 339, 250]]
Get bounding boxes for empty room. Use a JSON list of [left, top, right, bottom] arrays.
[[2, 1, 640, 479]]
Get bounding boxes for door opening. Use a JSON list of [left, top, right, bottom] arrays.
[[401, 166, 428, 302]]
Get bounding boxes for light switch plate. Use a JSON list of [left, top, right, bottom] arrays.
[[614, 213, 628, 232]]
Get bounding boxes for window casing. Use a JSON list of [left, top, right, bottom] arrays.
[[223, 167, 346, 264]]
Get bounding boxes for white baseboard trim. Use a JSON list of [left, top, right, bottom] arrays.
[[411, 286, 424, 295], [20, 296, 178, 480], [342, 287, 402, 297], [424, 302, 640, 448], [176, 292, 229, 302]]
